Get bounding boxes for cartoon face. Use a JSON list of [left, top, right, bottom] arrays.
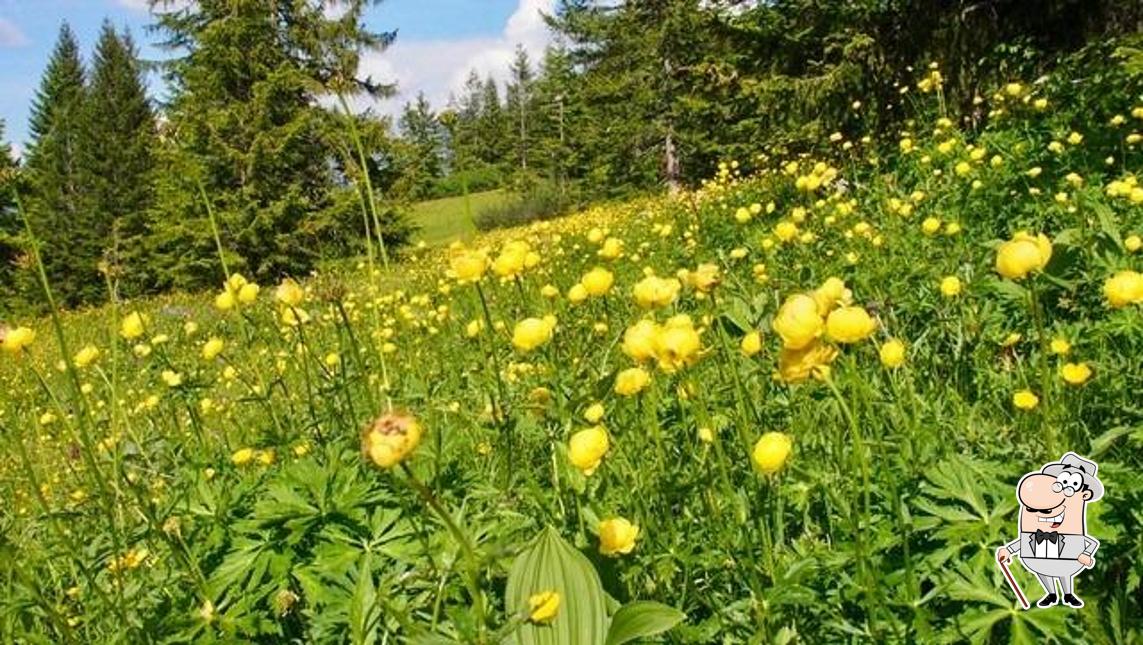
[[1017, 468, 1093, 535]]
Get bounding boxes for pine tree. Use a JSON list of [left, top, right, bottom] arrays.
[[477, 76, 508, 167], [397, 92, 444, 199], [148, 0, 399, 289], [505, 46, 535, 174], [79, 23, 157, 297], [24, 23, 91, 306], [0, 120, 22, 315]]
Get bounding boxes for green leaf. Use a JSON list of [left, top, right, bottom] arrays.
[[348, 551, 377, 645], [504, 526, 608, 645], [605, 601, 685, 645]]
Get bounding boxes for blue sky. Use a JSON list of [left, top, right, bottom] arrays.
[[0, 0, 554, 155]]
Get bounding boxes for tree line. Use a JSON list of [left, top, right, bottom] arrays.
[[2, 0, 1140, 315]]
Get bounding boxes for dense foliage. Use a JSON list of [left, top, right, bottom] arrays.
[[3, 54, 1143, 642]]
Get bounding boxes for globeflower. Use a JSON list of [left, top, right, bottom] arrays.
[[598, 237, 624, 259], [622, 319, 660, 362], [825, 306, 876, 343], [740, 331, 763, 357], [995, 232, 1052, 280], [120, 312, 146, 339], [683, 263, 720, 293], [450, 248, 489, 282], [812, 278, 849, 315], [512, 317, 556, 352], [1013, 390, 1039, 410], [361, 411, 424, 469], [752, 432, 793, 474], [580, 267, 614, 296], [773, 294, 824, 350], [528, 591, 560, 624], [567, 283, 588, 304], [777, 341, 837, 383], [492, 240, 531, 278], [2, 326, 35, 354], [940, 276, 962, 297], [598, 517, 639, 556], [568, 425, 609, 475], [73, 345, 100, 368], [879, 339, 906, 368], [275, 279, 304, 307], [632, 275, 681, 309], [202, 338, 225, 361], [614, 367, 651, 396], [237, 282, 260, 304], [1060, 362, 1092, 385], [653, 315, 701, 373], [1104, 270, 1143, 308]]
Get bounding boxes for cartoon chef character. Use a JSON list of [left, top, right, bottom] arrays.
[[997, 452, 1103, 608]]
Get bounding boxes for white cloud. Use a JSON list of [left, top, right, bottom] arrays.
[[354, 0, 556, 119], [0, 18, 29, 47]]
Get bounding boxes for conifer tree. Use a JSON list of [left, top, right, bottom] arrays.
[[0, 120, 22, 314], [23, 23, 92, 306], [148, 0, 400, 289], [80, 23, 157, 296]]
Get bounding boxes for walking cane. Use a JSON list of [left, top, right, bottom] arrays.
[[998, 554, 1030, 610]]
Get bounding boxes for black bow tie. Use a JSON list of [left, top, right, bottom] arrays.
[[1034, 529, 1059, 544]]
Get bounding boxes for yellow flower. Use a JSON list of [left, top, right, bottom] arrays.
[[774, 220, 798, 242], [773, 294, 824, 350], [512, 317, 556, 352], [653, 315, 701, 373], [697, 426, 714, 443], [237, 282, 260, 304], [995, 232, 1052, 280], [120, 312, 145, 339], [879, 339, 906, 368], [231, 448, 256, 466], [685, 263, 720, 293], [492, 241, 531, 278], [1050, 338, 1071, 355], [940, 276, 962, 297], [568, 425, 609, 475], [622, 319, 660, 362], [825, 306, 876, 344], [361, 411, 424, 469], [922, 217, 941, 235], [614, 367, 651, 396], [752, 432, 793, 474], [812, 277, 848, 315], [275, 279, 304, 307], [598, 237, 624, 260], [1104, 270, 1143, 308], [1060, 362, 1092, 385], [598, 517, 639, 556], [450, 248, 489, 282], [215, 289, 236, 311], [583, 403, 605, 424], [567, 283, 588, 304], [740, 331, 763, 357], [776, 341, 837, 383], [632, 275, 681, 309], [202, 338, 225, 361], [73, 345, 100, 368], [1126, 235, 1141, 252], [528, 591, 560, 624], [540, 284, 559, 298], [580, 267, 614, 296], [161, 370, 183, 388], [1013, 390, 1039, 410]]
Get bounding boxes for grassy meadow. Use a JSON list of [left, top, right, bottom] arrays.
[[409, 190, 514, 247], [3, 68, 1143, 645]]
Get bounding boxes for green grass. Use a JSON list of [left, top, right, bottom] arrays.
[[408, 189, 513, 246]]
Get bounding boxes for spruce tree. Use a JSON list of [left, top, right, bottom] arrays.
[[397, 92, 444, 199], [80, 23, 157, 296], [148, 0, 398, 289], [24, 23, 91, 306], [0, 120, 22, 315]]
